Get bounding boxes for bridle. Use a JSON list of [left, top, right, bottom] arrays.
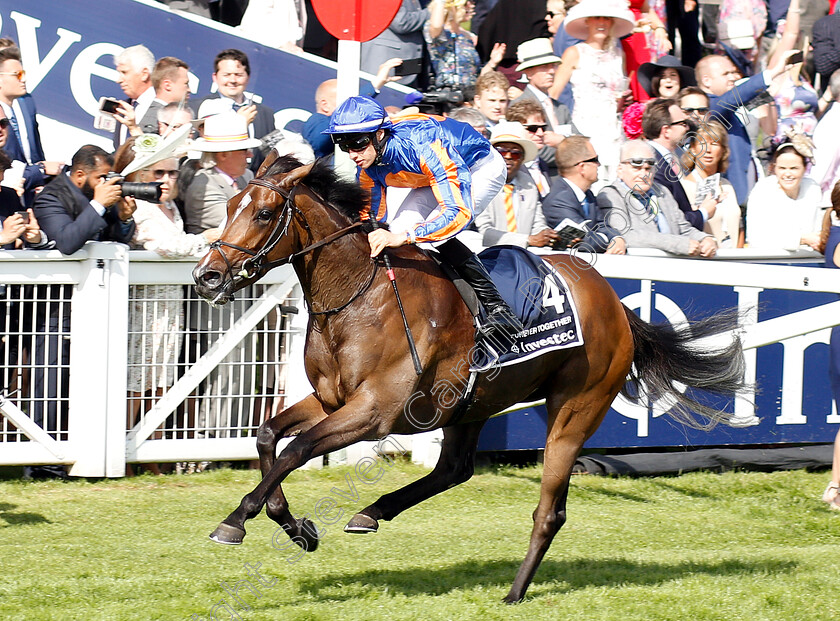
[[206, 175, 375, 314]]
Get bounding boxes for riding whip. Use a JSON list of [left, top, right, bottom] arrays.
[[370, 219, 423, 376]]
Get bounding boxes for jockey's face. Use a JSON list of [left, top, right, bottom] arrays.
[[342, 129, 384, 169]]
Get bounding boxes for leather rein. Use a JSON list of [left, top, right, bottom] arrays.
[[207, 177, 376, 315]]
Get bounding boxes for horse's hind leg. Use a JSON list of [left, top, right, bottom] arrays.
[[504, 390, 617, 604], [345, 420, 486, 533]]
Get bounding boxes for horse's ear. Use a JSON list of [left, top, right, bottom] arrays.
[[279, 162, 315, 189], [256, 148, 280, 178]]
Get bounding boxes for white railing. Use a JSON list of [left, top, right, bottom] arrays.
[[2, 244, 839, 475]]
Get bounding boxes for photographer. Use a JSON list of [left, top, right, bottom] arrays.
[[33, 145, 136, 255]]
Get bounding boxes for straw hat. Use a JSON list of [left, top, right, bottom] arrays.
[[516, 38, 562, 72], [564, 0, 635, 40], [191, 112, 262, 152], [120, 122, 192, 177], [489, 121, 538, 163]]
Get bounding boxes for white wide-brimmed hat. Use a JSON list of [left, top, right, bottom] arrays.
[[516, 38, 563, 72], [192, 112, 262, 152], [120, 122, 192, 177], [564, 0, 635, 40], [490, 121, 538, 163], [719, 20, 758, 50]]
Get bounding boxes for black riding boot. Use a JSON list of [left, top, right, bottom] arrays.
[[436, 239, 524, 340]]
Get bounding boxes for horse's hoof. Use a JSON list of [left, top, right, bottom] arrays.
[[209, 522, 246, 545], [294, 517, 320, 552], [344, 513, 379, 533]]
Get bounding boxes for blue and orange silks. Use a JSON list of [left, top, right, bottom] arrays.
[[358, 113, 492, 244]]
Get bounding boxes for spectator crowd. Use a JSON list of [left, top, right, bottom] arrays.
[[3, 0, 840, 478]]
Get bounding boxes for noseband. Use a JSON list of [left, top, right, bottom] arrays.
[[208, 177, 363, 285]]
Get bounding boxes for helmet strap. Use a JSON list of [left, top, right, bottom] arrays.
[[371, 129, 388, 166]]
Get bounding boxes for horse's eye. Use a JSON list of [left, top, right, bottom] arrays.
[[256, 209, 274, 223]]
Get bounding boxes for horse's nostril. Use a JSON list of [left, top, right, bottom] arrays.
[[200, 270, 222, 285]]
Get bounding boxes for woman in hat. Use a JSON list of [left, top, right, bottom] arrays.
[[114, 130, 220, 474], [621, 0, 672, 102], [746, 132, 823, 251], [548, 0, 636, 182], [638, 54, 696, 99]]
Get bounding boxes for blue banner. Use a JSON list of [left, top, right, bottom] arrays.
[[479, 265, 839, 450], [0, 0, 405, 146]]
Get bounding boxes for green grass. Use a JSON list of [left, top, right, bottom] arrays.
[[1, 463, 839, 621]]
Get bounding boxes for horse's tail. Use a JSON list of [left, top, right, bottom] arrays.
[[620, 305, 747, 430]]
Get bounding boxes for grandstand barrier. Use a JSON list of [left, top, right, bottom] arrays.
[[1, 244, 839, 475]]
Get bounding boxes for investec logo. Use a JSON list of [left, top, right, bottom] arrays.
[[0, 9, 200, 118]]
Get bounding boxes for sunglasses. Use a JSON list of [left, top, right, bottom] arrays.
[[621, 158, 656, 170], [495, 146, 524, 160], [524, 124, 546, 133], [576, 155, 600, 166], [546, 10, 562, 17], [151, 169, 179, 180], [0, 69, 25, 81], [681, 107, 709, 115], [669, 119, 690, 128], [331, 133, 373, 153], [0, 118, 8, 129]]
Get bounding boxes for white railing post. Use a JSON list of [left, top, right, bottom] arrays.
[[67, 243, 129, 477]]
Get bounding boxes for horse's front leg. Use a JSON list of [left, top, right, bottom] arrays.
[[210, 394, 382, 547], [255, 394, 330, 539], [256, 394, 329, 475]]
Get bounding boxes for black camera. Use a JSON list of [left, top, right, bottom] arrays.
[[105, 172, 163, 203], [415, 88, 464, 115]]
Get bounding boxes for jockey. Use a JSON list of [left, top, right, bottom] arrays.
[[324, 95, 523, 340]]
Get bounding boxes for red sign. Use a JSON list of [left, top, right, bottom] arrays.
[[310, 0, 402, 42]]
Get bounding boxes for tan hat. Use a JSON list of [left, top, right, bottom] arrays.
[[564, 0, 635, 40], [192, 112, 262, 152], [490, 121, 538, 163], [516, 38, 562, 72]]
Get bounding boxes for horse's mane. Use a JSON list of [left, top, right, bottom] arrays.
[[263, 155, 370, 222]]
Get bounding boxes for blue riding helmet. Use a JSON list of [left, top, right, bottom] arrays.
[[323, 96, 392, 134]]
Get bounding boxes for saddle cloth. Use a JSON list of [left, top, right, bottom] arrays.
[[470, 245, 584, 371]]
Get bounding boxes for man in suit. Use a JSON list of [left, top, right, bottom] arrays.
[[29, 146, 135, 465], [813, 10, 840, 95], [0, 47, 61, 207], [112, 45, 156, 149], [360, 0, 428, 88], [695, 50, 795, 206], [475, 121, 558, 249], [195, 49, 276, 174], [542, 135, 625, 254], [133, 56, 191, 137], [33, 145, 135, 255], [511, 39, 571, 179], [506, 98, 552, 194], [599, 140, 716, 257], [184, 112, 260, 234], [473, 70, 510, 129], [641, 97, 706, 231]]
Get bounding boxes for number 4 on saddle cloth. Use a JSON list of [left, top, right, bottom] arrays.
[[439, 245, 584, 371]]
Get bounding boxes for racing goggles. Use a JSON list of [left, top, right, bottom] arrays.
[[331, 132, 374, 153]]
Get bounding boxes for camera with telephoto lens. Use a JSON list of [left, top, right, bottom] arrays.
[[105, 172, 163, 202], [413, 88, 465, 115]]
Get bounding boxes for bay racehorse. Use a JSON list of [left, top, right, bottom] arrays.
[[192, 152, 745, 603]]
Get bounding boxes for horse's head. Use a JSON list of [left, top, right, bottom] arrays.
[[193, 150, 368, 305]]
